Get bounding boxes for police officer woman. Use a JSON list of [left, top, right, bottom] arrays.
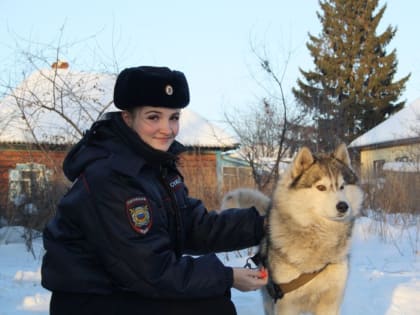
[[41, 66, 267, 315]]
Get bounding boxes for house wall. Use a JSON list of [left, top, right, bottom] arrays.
[[178, 151, 255, 210], [0, 146, 69, 218], [0, 146, 224, 219], [217, 154, 255, 194], [178, 151, 220, 210], [359, 143, 420, 179], [382, 170, 420, 212]]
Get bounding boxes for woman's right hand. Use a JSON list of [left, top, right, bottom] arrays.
[[232, 267, 268, 292]]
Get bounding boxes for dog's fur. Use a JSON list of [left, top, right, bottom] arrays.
[[220, 187, 271, 215], [221, 144, 364, 315]]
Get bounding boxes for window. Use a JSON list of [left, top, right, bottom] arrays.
[[373, 159, 385, 177], [8, 163, 51, 206], [395, 155, 411, 163]]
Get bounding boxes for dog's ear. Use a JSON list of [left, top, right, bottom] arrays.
[[334, 143, 351, 167], [292, 147, 314, 178]]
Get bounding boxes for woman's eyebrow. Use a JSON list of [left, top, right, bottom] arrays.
[[143, 110, 162, 115]]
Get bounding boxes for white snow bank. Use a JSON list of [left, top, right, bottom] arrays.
[[0, 216, 419, 314]]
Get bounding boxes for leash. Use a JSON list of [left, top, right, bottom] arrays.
[[243, 252, 284, 302], [243, 254, 261, 269]]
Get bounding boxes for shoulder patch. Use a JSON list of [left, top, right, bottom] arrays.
[[126, 196, 152, 234]]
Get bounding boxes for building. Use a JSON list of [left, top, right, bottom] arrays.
[[349, 98, 420, 179], [349, 98, 420, 212], [0, 65, 238, 222]]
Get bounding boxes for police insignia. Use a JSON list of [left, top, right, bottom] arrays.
[[125, 197, 152, 234]]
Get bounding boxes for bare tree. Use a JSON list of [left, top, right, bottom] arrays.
[[1, 26, 121, 142], [224, 47, 308, 192], [0, 28, 121, 252]]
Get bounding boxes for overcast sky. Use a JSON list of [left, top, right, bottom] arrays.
[[1, 0, 419, 123]]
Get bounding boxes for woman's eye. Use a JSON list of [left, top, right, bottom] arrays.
[[316, 185, 327, 191], [171, 115, 180, 121], [147, 115, 159, 121]]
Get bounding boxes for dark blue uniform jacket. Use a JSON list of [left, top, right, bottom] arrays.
[[41, 112, 265, 299]]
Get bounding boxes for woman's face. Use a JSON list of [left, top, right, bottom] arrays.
[[122, 106, 181, 152]]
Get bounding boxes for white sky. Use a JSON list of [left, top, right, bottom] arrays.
[[1, 0, 419, 124]]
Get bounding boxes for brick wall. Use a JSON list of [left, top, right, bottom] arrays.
[[178, 151, 220, 210], [0, 146, 222, 217]]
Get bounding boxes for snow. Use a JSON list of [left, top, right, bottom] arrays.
[[0, 68, 116, 144], [0, 217, 419, 314], [0, 68, 237, 148], [177, 109, 238, 148], [383, 161, 420, 173], [349, 98, 420, 148]]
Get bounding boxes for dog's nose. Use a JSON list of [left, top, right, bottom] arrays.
[[336, 201, 349, 213]]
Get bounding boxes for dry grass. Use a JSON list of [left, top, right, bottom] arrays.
[[362, 170, 420, 253], [363, 171, 420, 214], [1, 173, 68, 256], [4, 176, 67, 228]]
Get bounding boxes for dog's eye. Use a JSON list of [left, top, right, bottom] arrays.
[[316, 185, 327, 191], [340, 185, 345, 190]]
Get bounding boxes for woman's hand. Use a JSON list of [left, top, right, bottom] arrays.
[[232, 267, 269, 292]]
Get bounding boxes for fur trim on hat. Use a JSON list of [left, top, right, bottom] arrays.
[[113, 66, 190, 110]]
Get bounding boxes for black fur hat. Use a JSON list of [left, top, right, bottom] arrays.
[[113, 66, 190, 110]]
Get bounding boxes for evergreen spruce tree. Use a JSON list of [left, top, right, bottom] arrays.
[[293, 0, 410, 150]]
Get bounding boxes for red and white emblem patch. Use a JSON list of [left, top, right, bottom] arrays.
[[125, 196, 152, 234]]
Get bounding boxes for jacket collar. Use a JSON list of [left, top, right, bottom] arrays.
[[63, 111, 186, 180]]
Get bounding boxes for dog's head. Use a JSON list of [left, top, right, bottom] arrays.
[[287, 143, 364, 222]]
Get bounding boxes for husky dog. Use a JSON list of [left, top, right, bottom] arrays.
[[222, 144, 363, 315], [220, 187, 271, 215]]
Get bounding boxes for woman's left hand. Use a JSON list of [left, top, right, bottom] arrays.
[[232, 267, 269, 292]]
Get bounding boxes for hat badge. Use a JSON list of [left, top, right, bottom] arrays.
[[165, 84, 174, 96]]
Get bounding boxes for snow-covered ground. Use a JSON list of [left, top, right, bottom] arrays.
[[0, 217, 419, 315]]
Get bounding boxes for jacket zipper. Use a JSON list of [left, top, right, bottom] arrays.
[[159, 166, 183, 258]]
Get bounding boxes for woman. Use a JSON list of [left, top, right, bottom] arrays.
[[41, 66, 267, 315]]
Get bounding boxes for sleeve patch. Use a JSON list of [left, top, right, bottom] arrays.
[[126, 196, 152, 234], [168, 175, 183, 191]]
